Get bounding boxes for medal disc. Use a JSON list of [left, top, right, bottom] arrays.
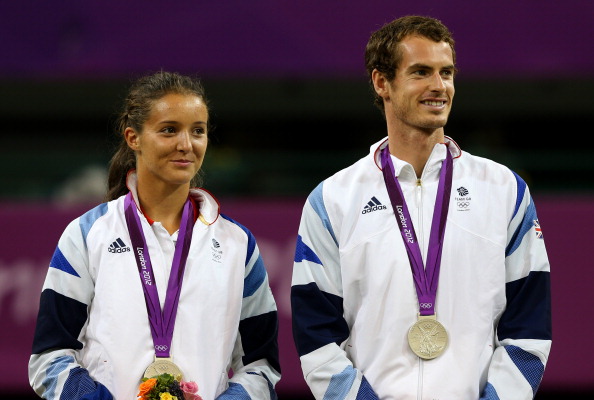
[[143, 358, 184, 380], [407, 315, 448, 360]]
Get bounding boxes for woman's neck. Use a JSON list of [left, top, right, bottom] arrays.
[[136, 180, 190, 235]]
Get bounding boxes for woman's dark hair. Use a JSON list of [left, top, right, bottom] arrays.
[[106, 71, 209, 201]]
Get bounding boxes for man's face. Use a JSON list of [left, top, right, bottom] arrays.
[[381, 35, 455, 132]]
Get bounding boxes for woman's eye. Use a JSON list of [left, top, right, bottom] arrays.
[[161, 127, 175, 134]]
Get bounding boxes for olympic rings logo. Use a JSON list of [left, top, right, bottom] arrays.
[[457, 202, 470, 208], [419, 303, 433, 309], [155, 345, 169, 352]]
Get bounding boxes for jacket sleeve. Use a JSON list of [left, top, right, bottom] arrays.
[[291, 183, 379, 400], [28, 205, 113, 400], [480, 173, 552, 400], [216, 217, 280, 400]]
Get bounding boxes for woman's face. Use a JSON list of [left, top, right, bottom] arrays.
[[125, 93, 208, 190]]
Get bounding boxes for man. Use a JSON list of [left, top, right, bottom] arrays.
[[291, 16, 551, 400]]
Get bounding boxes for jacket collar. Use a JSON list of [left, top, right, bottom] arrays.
[[372, 136, 461, 183], [125, 171, 220, 226]]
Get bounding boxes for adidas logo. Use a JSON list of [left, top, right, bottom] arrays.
[[108, 238, 130, 253], [362, 196, 387, 214]]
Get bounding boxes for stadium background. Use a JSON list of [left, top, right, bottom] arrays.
[[1, 1, 592, 398]]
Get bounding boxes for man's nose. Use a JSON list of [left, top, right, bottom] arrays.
[[429, 72, 446, 91]]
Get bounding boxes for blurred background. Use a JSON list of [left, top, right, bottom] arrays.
[[1, 1, 593, 398]]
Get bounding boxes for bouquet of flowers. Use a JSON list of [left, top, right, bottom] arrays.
[[137, 373, 202, 400]]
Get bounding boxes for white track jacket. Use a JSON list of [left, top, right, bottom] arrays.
[[29, 176, 280, 400], [291, 137, 551, 400]]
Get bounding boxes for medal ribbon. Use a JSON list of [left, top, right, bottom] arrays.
[[380, 145, 453, 316], [124, 192, 195, 357]]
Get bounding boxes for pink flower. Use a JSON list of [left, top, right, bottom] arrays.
[[180, 381, 202, 400], [180, 381, 198, 394]]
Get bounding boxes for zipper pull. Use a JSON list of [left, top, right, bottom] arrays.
[[416, 179, 422, 206]]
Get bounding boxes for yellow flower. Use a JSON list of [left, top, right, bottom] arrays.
[[137, 378, 157, 398], [159, 393, 177, 400]]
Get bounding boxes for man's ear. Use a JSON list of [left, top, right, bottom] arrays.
[[124, 127, 140, 151], [372, 69, 390, 100]]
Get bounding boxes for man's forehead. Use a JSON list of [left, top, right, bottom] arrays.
[[398, 36, 454, 66]]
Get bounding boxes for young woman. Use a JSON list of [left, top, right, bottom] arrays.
[[29, 71, 280, 400]]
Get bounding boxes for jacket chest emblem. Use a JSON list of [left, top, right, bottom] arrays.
[[455, 186, 472, 212], [108, 237, 131, 253], [361, 196, 388, 214], [211, 238, 223, 263]]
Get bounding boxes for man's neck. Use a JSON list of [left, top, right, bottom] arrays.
[[387, 127, 445, 178]]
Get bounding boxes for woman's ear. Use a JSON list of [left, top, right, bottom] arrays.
[[124, 127, 140, 151]]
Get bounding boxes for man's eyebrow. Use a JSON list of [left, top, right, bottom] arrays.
[[407, 63, 431, 70], [407, 63, 455, 70]]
